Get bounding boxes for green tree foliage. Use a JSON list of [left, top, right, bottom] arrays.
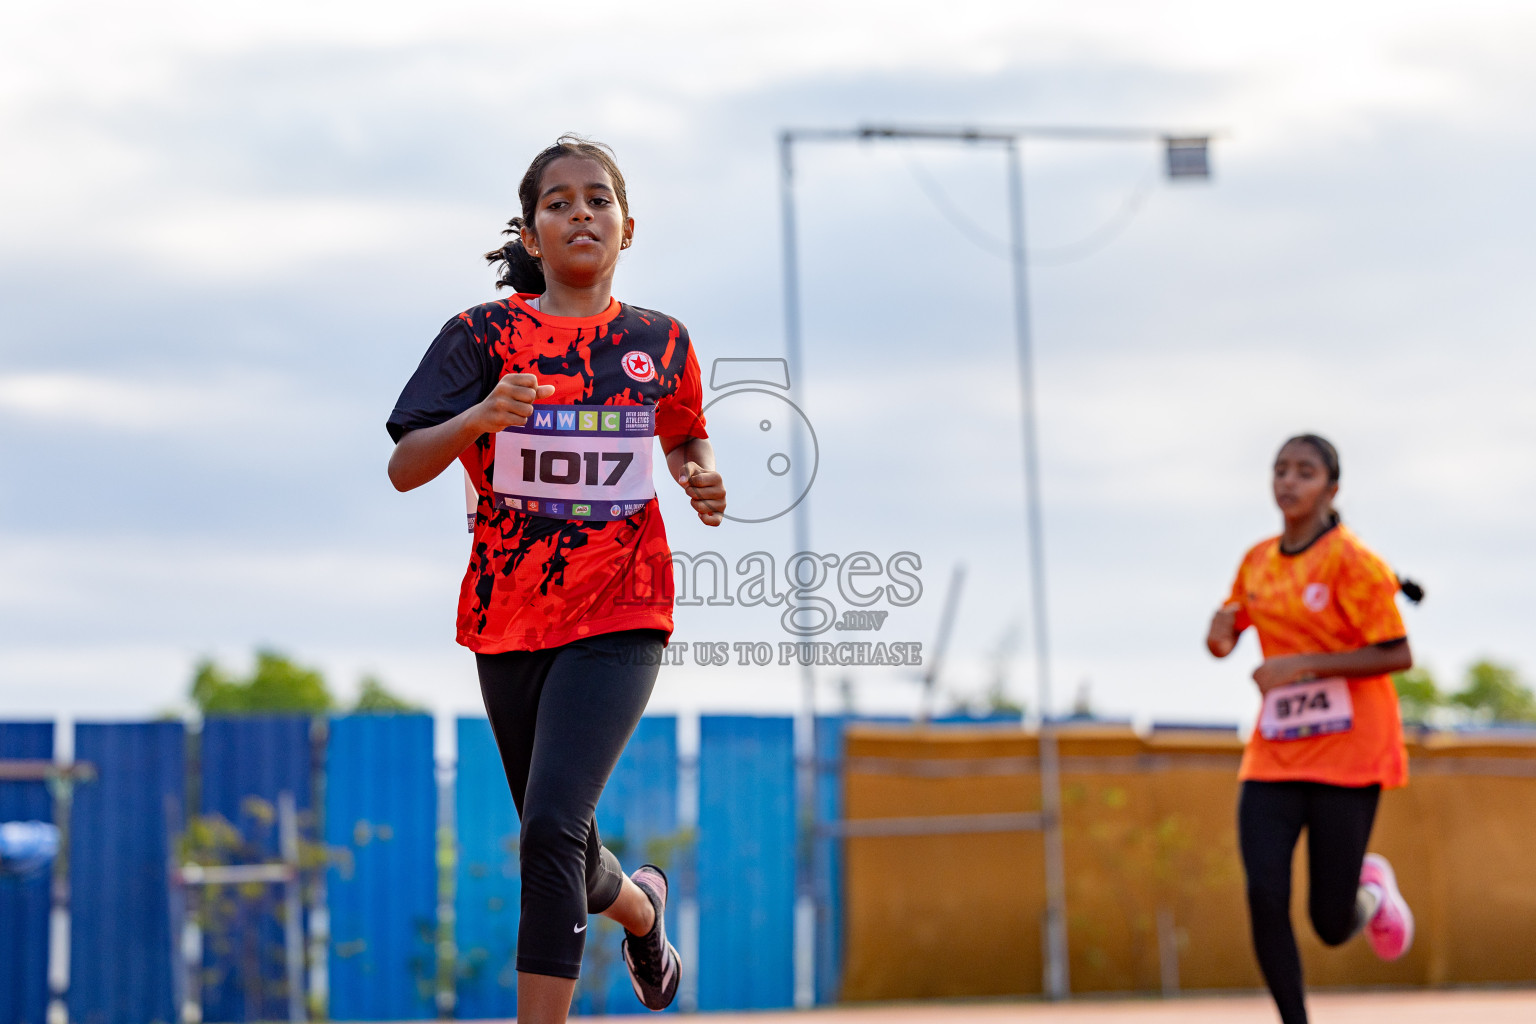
[[1452, 660, 1536, 723], [1392, 666, 1444, 724], [352, 675, 424, 713], [191, 649, 335, 714], [191, 651, 425, 716], [1392, 660, 1536, 725]]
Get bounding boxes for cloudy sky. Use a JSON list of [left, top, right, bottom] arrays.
[[2, 1, 1533, 741]]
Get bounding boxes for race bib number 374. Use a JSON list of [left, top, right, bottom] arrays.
[[1259, 677, 1354, 742], [492, 404, 656, 521]]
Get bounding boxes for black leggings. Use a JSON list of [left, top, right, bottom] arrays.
[[476, 628, 666, 979], [1238, 780, 1381, 1024]]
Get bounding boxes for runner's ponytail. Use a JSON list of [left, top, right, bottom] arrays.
[[484, 218, 546, 293], [1396, 576, 1425, 604]]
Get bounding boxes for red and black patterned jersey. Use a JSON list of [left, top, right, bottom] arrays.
[[388, 293, 708, 652]]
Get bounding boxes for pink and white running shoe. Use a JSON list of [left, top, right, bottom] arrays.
[[1359, 853, 1414, 960]]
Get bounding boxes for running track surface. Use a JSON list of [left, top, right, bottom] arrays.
[[602, 990, 1536, 1023]]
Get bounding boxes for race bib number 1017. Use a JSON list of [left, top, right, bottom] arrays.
[[492, 404, 656, 521]]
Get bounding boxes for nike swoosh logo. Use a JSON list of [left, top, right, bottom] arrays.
[[573, 923, 587, 933]]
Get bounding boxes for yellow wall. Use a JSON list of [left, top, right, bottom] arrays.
[[840, 724, 1536, 1000]]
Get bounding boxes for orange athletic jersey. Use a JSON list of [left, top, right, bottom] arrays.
[[388, 294, 707, 653], [1225, 523, 1409, 789]]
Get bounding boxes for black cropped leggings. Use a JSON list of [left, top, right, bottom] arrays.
[[1238, 780, 1381, 1024], [476, 629, 666, 979]]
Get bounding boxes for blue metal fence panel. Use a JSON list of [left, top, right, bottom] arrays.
[[812, 716, 844, 1006], [696, 716, 795, 1011], [573, 715, 678, 1017], [198, 716, 316, 1022], [69, 722, 186, 1024], [452, 717, 519, 1019], [324, 715, 437, 1021], [0, 722, 55, 1024]]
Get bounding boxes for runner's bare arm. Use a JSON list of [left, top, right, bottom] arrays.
[[1251, 639, 1413, 694], [1207, 602, 1242, 658], [388, 374, 556, 492], [661, 435, 725, 527]]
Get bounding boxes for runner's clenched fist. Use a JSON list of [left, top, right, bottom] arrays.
[[677, 463, 726, 527], [475, 373, 557, 432]]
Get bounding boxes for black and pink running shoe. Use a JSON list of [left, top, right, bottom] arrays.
[[622, 864, 681, 1011]]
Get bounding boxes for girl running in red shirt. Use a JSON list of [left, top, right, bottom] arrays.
[[1208, 434, 1418, 1024], [387, 136, 725, 1023]]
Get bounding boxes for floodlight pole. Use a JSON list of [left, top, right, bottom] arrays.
[[778, 133, 815, 727], [1000, 135, 1071, 1000], [779, 131, 820, 1010], [777, 122, 1210, 1004]]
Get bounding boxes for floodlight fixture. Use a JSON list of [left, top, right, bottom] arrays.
[[1164, 136, 1212, 180]]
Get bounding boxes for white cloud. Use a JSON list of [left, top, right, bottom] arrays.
[[7, 2, 1530, 109], [4, 1, 1534, 284], [0, 534, 449, 616], [0, 370, 354, 437], [1040, 347, 1536, 518], [117, 197, 476, 280]]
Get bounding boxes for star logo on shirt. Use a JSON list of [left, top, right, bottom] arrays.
[[621, 350, 656, 383]]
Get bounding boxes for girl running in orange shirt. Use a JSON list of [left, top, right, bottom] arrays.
[[1207, 435, 1419, 1024]]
